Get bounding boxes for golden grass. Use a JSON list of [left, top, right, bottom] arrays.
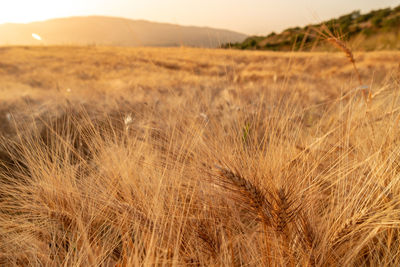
[[0, 46, 400, 266]]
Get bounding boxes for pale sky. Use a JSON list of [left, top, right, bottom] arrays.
[[0, 0, 399, 35]]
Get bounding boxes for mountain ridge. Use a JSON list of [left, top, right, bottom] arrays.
[[0, 16, 247, 48]]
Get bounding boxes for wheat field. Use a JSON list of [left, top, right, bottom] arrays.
[[1, 46, 400, 266]]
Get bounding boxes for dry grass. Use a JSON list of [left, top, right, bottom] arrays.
[[1, 46, 400, 266]]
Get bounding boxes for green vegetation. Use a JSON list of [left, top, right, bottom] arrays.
[[223, 5, 400, 51]]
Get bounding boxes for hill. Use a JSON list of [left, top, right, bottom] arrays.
[[0, 16, 247, 48], [224, 5, 400, 51]]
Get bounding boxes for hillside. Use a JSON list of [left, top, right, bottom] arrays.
[[224, 5, 400, 51], [0, 16, 247, 48]]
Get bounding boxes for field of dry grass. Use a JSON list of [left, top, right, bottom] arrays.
[[1, 46, 400, 266]]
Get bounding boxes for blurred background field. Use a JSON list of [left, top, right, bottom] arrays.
[[0, 46, 399, 138]]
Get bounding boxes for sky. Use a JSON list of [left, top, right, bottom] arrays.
[[0, 0, 399, 35]]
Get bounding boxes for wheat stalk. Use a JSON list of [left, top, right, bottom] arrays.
[[275, 187, 300, 234], [214, 165, 273, 225], [297, 213, 317, 267], [326, 38, 363, 86], [331, 214, 367, 249], [214, 165, 274, 265], [313, 25, 370, 103], [274, 187, 299, 266]]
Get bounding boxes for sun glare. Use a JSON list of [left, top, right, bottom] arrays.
[[0, 1, 77, 24], [32, 33, 42, 41]]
